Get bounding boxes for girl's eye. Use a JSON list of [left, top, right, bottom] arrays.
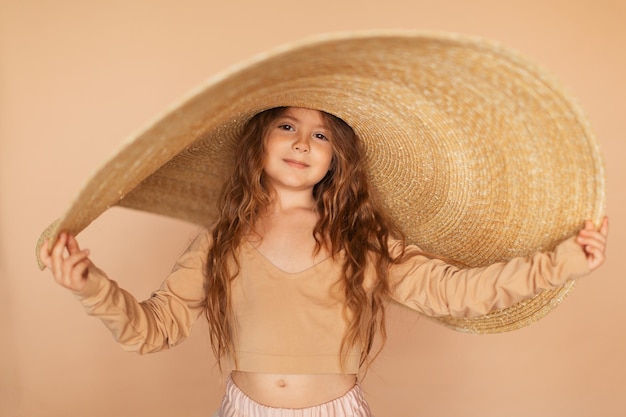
[[314, 133, 329, 141], [278, 124, 294, 131]]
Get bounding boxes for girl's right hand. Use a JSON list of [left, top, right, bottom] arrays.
[[39, 232, 92, 292]]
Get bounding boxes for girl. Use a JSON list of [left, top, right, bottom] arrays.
[[40, 106, 608, 416]]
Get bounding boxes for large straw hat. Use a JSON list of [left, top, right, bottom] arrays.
[[37, 31, 605, 333]]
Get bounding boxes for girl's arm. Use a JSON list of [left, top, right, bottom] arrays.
[[40, 231, 209, 353], [388, 217, 608, 318]]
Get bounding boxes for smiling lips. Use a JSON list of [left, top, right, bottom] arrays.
[[283, 158, 309, 168]]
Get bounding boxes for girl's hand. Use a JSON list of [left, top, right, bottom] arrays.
[[576, 216, 609, 272], [39, 232, 92, 292]]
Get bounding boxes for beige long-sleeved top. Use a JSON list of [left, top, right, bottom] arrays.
[[75, 229, 590, 374]]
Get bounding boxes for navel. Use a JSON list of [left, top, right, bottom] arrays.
[[276, 379, 287, 388]]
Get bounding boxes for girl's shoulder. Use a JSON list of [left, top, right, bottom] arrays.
[[180, 227, 214, 258]]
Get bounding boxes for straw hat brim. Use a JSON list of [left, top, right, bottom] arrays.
[[36, 31, 605, 333]]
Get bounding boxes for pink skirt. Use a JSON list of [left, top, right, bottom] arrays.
[[217, 376, 373, 417]]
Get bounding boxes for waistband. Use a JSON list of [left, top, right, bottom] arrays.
[[218, 376, 372, 417]]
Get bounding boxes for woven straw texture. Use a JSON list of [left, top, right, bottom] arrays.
[[37, 31, 605, 333]]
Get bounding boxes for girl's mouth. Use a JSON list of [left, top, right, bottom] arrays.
[[284, 159, 309, 168]]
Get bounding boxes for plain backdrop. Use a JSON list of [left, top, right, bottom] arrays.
[[1, 0, 624, 416]]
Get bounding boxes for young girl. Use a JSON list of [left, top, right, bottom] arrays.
[[40, 106, 608, 417]]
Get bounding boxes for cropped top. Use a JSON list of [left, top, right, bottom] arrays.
[[74, 229, 590, 374]]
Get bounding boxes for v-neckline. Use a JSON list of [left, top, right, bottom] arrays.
[[243, 238, 340, 276]]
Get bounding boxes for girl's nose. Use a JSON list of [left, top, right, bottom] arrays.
[[292, 135, 310, 152]]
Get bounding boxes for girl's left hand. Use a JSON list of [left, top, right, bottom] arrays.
[[576, 216, 609, 272]]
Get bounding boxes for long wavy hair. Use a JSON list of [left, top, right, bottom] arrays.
[[204, 107, 404, 371]]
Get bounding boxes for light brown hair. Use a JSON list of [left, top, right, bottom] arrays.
[[204, 107, 404, 371]]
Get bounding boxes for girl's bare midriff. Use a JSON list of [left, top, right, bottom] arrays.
[[231, 371, 357, 408]]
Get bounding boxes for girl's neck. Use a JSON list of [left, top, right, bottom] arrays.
[[266, 189, 317, 214], [251, 190, 319, 241]]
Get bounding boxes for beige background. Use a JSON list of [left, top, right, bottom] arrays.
[[1, 0, 624, 416]]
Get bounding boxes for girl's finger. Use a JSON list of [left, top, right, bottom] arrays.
[[599, 216, 609, 237], [50, 233, 68, 280], [66, 234, 82, 255], [577, 219, 607, 242], [580, 217, 608, 236], [576, 236, 602, 253], [577, 229, 607, 244], [61, 250, 90, 279], [39, 239, 52, 269], [73, 259, 91, 283], [68, 256, 91, 291], [586, 246, 604, 270]]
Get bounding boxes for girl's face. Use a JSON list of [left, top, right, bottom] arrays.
[[262, 107, 334, 194]]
